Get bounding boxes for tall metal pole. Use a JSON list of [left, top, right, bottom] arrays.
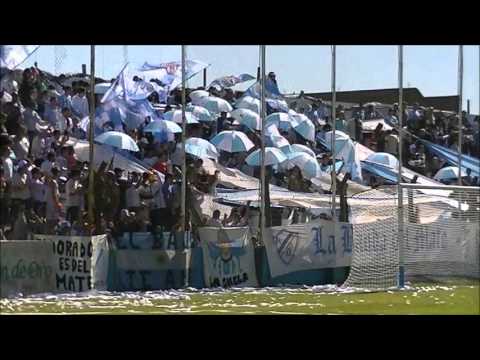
[[181, 45, 187, 231], [259, 45, 266, 244], [88, 45, 96, 230], [458, 45, 463, 186], [330, 46, 337, 219], [397, 45, 405, 288]]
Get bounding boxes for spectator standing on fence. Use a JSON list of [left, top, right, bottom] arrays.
[[65, 169, 83, 223], [30, 167, 46, 218], [45, 167, 63, 233]]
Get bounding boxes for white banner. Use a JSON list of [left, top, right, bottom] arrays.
[[265, 220, 353, 278], [33, 234, 107, 292], [198, 227, 258, 288], [91, 235, 110, 291]]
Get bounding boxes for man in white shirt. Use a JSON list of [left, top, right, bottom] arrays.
[[29, 167, 46, 217], [10, 160, 31, 225], [126, 172, 141, 212], [65, 169, 83, 223], [149, 175, 167, 230], [71, 88, 89, 119], [11, 126, 30, 161], [41, 152, 56, 177], [44, 96, 63, 129]]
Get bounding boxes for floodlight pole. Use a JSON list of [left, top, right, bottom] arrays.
[[259, 45, 266, 245], [181, 45, 187, 232], [88, 45, 96, 230], [458, 45, 463, 186], [397, 45, 405, 288]]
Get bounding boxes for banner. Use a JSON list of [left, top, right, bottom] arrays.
[[0, 45, 39, 70], [198, 227, 258, 288], [91, 235, 110, 291], [265, 220, 353, 278], [113, 232, 196, 291], [139, 59, 209, 91], [33, 234, 107, 292], [0, 241, 55, 298], [208, 73, 255, 89]]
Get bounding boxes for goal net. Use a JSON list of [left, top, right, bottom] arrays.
[[343, 186, 480, 289]]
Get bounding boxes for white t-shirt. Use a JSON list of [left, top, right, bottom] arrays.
[[2, 156, 13, 182], [31, 136, 46, 160], [30, 178, 46, 202], [65, 178, 82, 207], [71, 95, 89, 118], [11, 172, 30, 200], [41, 160, 55, 176], [12, 136, 30, 160]]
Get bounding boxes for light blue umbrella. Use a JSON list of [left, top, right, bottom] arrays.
[[144, 120, 182, 134], [245, 147, 287, 167], [293, 117, 315, 142], [231, 108, 261, 131], [185, 137, 219, 160], [365, 152, 399, 169], [95, 131, 140, 152], [285, 152, 320, 179], [236, 96, 260, 114], [201, 96, 233, 114], [281, 143, 316, 158], [189, 90, 210, 105], [265, 112, 299, 131], [266, 134, 290, 148], [210, 130, 255, 153], [163, 110, 200, 124], [186, 104, 214, 122]]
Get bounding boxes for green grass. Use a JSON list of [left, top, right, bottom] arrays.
[[1, 284, 478, 315]]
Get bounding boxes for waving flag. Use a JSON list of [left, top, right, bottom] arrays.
[[208, 73, 255, 89], [0, 45, 40, 70], [244, 78, 282, 100], [139, 59, 209, 91], [101, 64, 129, 103]]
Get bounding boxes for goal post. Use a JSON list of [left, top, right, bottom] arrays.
[[343, 184, 480, 290]]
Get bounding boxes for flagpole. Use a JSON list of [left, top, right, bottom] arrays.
[[260, 45, 266, 244], [458, 45, 463, 186], [181, 45, 187, 232], [88, 45, 96, 230], [330, 45, 337, 219], [397, 45, 405, 288]]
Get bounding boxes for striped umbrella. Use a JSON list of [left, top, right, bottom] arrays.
[[210, 130, 255, 153], [186, 104, 215, 122], [231, 108, 261, 131], [265, 112, 299, 131], [185, 137, 219, 160], [163, 110, 200, 124], [293, 117, 315, 142], [201, 96, 233, 114], [189, 90, 210, 105], [95, 131, 140, 152], [144, 120, 182, 134], [285, 152, 320, 179], [281, 143, 316, 158], [236, 96, 260, 114]]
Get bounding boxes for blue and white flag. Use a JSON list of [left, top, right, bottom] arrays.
[[0, 45, 40, 70], [139, 59, 209, 91], [101, 64, 128, 104], [244, 78, 282, 100], [208, 73, 255, 89]]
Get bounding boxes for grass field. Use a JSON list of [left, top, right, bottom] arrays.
[[1, 284, 478, 315]]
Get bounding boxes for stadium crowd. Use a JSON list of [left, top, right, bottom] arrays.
[[1, 64, 479, 240]]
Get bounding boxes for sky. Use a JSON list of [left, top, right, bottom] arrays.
[[22, 45, 479, 114]]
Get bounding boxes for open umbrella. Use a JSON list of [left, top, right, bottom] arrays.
[[163, 110, 200, 124], [434, 166, 468, 182], [185, 137, 219, 160], [95, 131, 140, 152], [189, 90, 210, 105], [210, 130, 255, 153], [293, 117, 315, 142], [266, 134, 290, 148], [201, 96, 233, 114], [281, 143, 316, 158], [245, 147, 287, 167], [236, 96, 260, 114], [285, 152, 320, 179], [365, 152, 399, 169], [144, 120, 182, 134], [231, 108, 261, 131], [264, 122, 281, 137], [186, 104, 214, 122], [265, 112, 299, 131]]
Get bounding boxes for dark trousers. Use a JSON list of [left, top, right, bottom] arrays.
[[67, 206, 80, 224], [33, 201, 46, 218], [150, 208, 167, 230]]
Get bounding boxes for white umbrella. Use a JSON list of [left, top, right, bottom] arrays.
[[266, 134, 290, 148], [434, 166, 468, 182], [185, 137, 219, 160], [281, 143, 316, 158], [201, 96, 233, 114], [95, 131, 139, 152], [163, 110, 200, 124], [293, 117, 315, 142], [265, 112, 299, 131], [264, 123, 281, 137], [210, 130, 255, 153], [365, 152, 399, 169], [246, 147, 288, 167], [189, 90, 210, 105], [186, 104, 214, 122], [231, 108, 261, 131], [285, 152, 320, 179], [143, 120, 182, 134], [236, 96, 261, 114]]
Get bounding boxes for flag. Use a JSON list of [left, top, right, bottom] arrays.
[[101, 64, 128, 104], [139, 59, 209, 91], [0, 45, 39, 70], [208, 73, 255, 89], [244, 78, 282, 100]]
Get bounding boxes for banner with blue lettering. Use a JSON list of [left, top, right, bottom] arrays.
[[112, 232, 198, 291], [199, 227, 258, 288], [265, 220, 353, 278]]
